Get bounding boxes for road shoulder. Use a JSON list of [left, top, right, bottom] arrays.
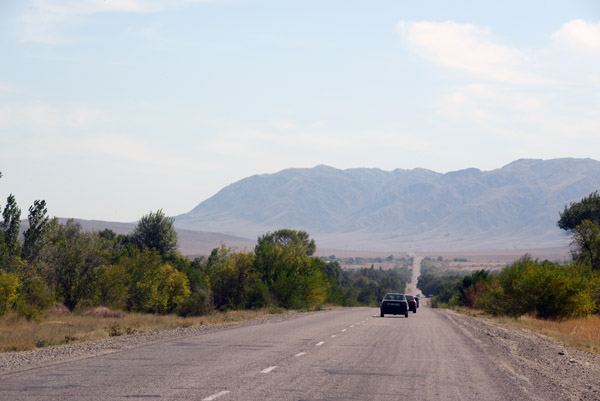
[[439, 309, 600, 401]]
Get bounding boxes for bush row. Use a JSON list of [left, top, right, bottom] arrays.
[[418, 257, 600, 319]]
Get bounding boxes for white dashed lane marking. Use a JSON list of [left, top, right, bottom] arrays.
[[261, 366, 277, 373], [202, 391, 231, 401], [295, 352, 306, 357], [316, 341, 325, 346], [341, 329, 347, 332], [330, 334, 337, 338]]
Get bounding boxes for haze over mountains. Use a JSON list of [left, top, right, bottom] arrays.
[[175, 158, 600, 251]]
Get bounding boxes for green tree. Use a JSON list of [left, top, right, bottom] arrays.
[[254, 229, 326, 308], [558, 192, 600, 270], [558, 191, 600, 232], [22, 200, 50, 264], [119, 248, 190, 313], [571, 220, 600, 270], [456, 269, 492, 308], [164, 254, 212, 316], [1, 194, 22, 259], [139, 263, 190, 313], [266, 229, 316, 256], [130, 210, 178, 256], [16, 272, 53, 320], [478, 257, 595, 319], [97, 263, 131, 310], [0, 271, 20, 315], [207, 245, 255, 310], [43, 219, 103, 311]]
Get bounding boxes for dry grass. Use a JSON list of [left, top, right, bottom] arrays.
[[450, 306, 600, 354], [0, 307, 296, 353], [495, 315, 600, 354]]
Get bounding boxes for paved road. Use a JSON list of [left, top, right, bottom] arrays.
[[1, 306, 530, 400], [406, 253, 423, 295]]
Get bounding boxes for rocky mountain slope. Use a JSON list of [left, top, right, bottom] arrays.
[[175, 158, 600, 251]]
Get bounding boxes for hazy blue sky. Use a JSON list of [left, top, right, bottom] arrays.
[[1, 0, 599, 222]]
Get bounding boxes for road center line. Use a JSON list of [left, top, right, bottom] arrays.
[[341, 329, 347, 332], [295, 352, 306, 357], [261, 366, 277, 373], [316, 341, 325, 346], [350, 325, 354, 328], [330, 334, 337, 338], [202, 390, 231, 401]]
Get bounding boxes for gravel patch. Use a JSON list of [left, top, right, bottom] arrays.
[[0, 311, 310, 374], [441, 309, 600, 401]]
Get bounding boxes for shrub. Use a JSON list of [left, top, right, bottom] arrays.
[[176, 289, 211, 317], [83, 306, 126, 318], [0, 271, 20, 315], [16, 274, 53, 320], [244, 275, 270, 309], [97, 264, 131, 311], [106, 323, 123, 337], [479, 258, 595, 319]]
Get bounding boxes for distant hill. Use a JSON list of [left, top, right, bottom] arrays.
[[19, 218, 255, 257], [175, 158, 600, 251]]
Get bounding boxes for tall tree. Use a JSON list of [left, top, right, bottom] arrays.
[[254, 229, 325, 308], [558, 191, 600, 270], [571, 220, 600, 270], [43, 219, 103, 311], [1, 194, 22, 258], [130, 209, 178, 256], [261, 229, 316, 256], [558, 191, 600, 232], [22, 200, 50, 264]]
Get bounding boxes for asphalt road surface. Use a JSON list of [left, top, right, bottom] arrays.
[[406, 253, 423, 295], [1, 305, 534, 401]]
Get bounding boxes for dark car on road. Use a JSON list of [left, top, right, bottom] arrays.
[[405, 295, 417, 313], [414, 295, 420, 308], [380, 293, 409, 318]]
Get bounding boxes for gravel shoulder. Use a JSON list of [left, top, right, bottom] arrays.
[[441, 309, 600, 401], [0, 311, 308, 375]]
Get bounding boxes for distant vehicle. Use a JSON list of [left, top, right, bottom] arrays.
[[380, 293, 409, 318], [405, 295, 417, 313], [414, 295, 420, 308]]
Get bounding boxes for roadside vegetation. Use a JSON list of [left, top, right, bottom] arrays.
[[498, 314, 600, 354], [0, 306, 302, 352], [0, 170, 410, 351], [418, 191, 600, 352]]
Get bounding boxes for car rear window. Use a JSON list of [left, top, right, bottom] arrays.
[[384, 294, 405, 301]]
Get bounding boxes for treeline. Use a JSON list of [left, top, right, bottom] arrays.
[[418, 191, 600, 320], [1, 172, 409, 318], [332, 255, 412, 266]]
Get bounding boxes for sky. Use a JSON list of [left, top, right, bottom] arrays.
[[1, 0, 599, 222]]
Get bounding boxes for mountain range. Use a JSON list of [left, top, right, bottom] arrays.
[[174, 158, 600, 251]]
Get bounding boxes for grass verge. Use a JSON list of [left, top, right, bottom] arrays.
[[450, 306, 600, 354], [496, 315, 600, 354], [0, 306, 302, 353]]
